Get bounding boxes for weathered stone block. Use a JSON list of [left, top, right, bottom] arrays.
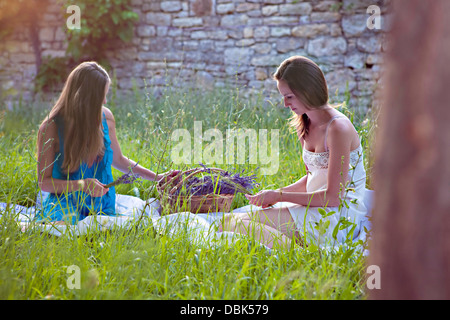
[[235, 39, 255, 47], [209, 30, 228, 40], [329, 23, 342, 36], [181, 40, 199, 51], [251, 54, 286, 67], [307, 37, 347, 57], [314, 1, 341, 12], [276, 38, 303, 53], [252, 43, 272, 54], [137, 25, 156, 37], [344, 52, 365, 69], [261, 0, 283, 4], [261, 5, 278, 16], [270, 27, 291, 37], [255, 67, 268, 80], [41, 50, 65, 58], [161, 1, 182, 12], [243, 27, 253, 38], [199, 39, 215, 51], [254, 26, 270, 38], [191, 31, 208, 39], [292, 24, 329, 38], [263, 16, 299, 25], [366, 53, 384, 65], [326, 68, 357, 94], [279, 3, 313, 15], [342, 14, 368, 37], [310, 11, 341, 23], [236, 3, 259, 12], [55, 28, 65, 41], [173, 17, 204, 27], [146, 12, 172, 26], [149, 38, 173, 52], [342, 0, 376, 12], [196, 71, 215, 90], [220, 14, 249, 27], [224, 47, 251, 65], [217, 3, 235, 14], [39, 27, 55, 42], [356, 37, 382, 53]]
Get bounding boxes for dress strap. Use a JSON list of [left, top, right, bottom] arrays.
[[324, 115, 343, 152]]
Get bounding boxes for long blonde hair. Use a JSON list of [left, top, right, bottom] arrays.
[[273, 56, 329, 139], [43, 61, 110, 173]]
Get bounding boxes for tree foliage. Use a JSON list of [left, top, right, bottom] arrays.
[[64, 0, 139, 65], [34, 0, 139, 93]]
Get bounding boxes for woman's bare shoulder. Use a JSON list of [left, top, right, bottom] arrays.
[[102, 106, 115, 121], [38, 118, 58, 136], [37, 117, 59, 151], [328, 115, 360, 149]]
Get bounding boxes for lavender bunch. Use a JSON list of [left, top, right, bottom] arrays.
[[105, 162, 140, 188], [174, 164, 259, 196]]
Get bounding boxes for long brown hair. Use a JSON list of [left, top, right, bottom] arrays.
[[43, 61, 110, 173], [273, 56, 329, 139]]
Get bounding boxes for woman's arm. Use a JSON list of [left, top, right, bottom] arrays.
[[247, 120, 354, 208], [103, 107, 170, 181], [246, 188, 335, 208], [36, 119, 109, 197], [276, 175, 308, 193]]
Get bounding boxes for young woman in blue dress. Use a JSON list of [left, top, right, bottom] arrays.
[[36, 61, 177, 225]]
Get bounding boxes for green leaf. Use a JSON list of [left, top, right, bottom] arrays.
[[332, 223, 339, 240], [324, 210, 336, 218], [317, 207, 327, 217], [111, 12, 119, 25], [314, 220, 330, 236], [318, 207, 336, 218], [340, 248, 355, 263]]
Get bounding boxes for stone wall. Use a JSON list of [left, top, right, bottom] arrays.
[[0, 0, 391, 112]]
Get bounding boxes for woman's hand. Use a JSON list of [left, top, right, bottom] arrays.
[[245, 190, 280, 208], [80, 178, 110, 197], [157, 170, 182, 184]]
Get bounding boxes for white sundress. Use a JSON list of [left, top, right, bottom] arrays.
[[278, 115, 369, 246]]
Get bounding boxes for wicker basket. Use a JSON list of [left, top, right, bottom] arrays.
[[157, 167, 235, 213]]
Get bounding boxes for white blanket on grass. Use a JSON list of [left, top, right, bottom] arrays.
[[0, 190, 373, 255]]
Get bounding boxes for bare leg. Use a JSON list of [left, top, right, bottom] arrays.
[[219, 207, 303, 249], [228, 218, 292, 250]]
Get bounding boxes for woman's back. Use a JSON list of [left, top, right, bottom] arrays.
[[36, 114, 116, 224]]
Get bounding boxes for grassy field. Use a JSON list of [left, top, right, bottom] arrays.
[[0, 81, 377, 300]]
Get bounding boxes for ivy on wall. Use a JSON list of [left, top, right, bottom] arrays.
[[65, 0, 139, 64], [34, 0, 139, 93]]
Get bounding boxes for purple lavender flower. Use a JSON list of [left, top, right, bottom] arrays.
[[105, 162, 140, 188], [174, 164, 259, 196]]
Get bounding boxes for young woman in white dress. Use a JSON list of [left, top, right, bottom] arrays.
[[219, 56, 368, 250]]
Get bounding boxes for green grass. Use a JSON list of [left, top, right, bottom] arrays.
[[0, 82, 376, 300]]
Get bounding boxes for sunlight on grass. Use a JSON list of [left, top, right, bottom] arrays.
[[0, 82, 376, 300]]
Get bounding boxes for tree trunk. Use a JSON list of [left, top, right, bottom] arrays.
[[29, 19, 41, 73], [369, 0, 450, 299]]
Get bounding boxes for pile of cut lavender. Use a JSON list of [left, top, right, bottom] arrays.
[[105, 163, 140, 188], [173, 164, 259, 197]]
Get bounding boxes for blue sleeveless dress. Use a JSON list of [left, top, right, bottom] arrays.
[[36, 113, 116, 224]]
